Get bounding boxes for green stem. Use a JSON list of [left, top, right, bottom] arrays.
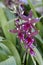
[[42, 0, 43, 6], [31, 56, 36, 65], [24, 53, 27, 65], [28, 0, 37, 17]]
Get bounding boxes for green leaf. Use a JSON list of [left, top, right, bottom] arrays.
[[2, 40, 21, 65], [0, 42, 11, 55], [0, 42, 11, 62], [35, 37, 43, 57], [4, 8, 15, 20], [33, 47, 43, 65], [35, 34, 43, 44], [0, 53, 8, 62], [36, 22, 43, 37], [27, 54, 34, 65], [0, 36, 4, 41], [31, 56, 36, 65], [0, 8, 16, 45], [0, 56, 16, 65]]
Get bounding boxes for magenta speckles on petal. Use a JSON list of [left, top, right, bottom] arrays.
[[21, 23, 31, 31], [30, 48, 35, 56], [24, 36, 34, 45], [18, 31, 24, 40]]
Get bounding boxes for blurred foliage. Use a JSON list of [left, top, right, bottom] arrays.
[[0, 0, 43, 65]]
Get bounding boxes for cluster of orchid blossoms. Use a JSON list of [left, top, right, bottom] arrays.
[[6, 0, 40, 56], [10, 11, 40, 56]]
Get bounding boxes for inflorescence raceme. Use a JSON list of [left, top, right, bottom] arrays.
[[10, 10, 40, 56], [6, 0, 40, 56]]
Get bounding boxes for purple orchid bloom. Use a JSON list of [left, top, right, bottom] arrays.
[[10, 10, 40, 56]]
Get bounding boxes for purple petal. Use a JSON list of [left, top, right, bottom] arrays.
[[24, 36, 34, 46], [29, 30, 39, 37], [31, 18, 40, 24], [21, 23, 31, 31], [15, 19, 19, 23], [18, 13, 29, 21], [18, 10, 33, 21], [30, 48, 35, 56], [18, 31, 24, 40], [28, 10, 33, 18]]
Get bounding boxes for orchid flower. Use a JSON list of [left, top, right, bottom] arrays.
[[10, 10, 40, 56]]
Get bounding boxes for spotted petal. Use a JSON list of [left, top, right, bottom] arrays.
[[31, 18, 40, 24], [30, 48, 35, 56]]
